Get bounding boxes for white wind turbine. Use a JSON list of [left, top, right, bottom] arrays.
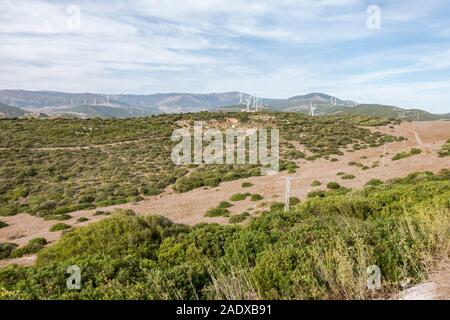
[[309, 103, 317, 116]]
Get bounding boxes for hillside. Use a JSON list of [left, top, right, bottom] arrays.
[[62, 105, 156, 119], [1, 90, 447, 120], [0, 113, 449, 300], [0, 103, 29, 118], [1, 170, 449, 299]]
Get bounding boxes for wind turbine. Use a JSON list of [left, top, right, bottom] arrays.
[[246, 97, 251, 112], [309, 103, 317, 117]]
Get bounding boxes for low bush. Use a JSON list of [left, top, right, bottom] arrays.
[[77, 217, 89, 223], [392, 148, 422, 161], [218, 201, 233, 209], [327, 182, 341, 190], [0, 220, 8, 229], [241, 182, 254, 188], [229, 212, 250, 224], [311, 180, 322, 187], [205, 207, 230, 217], [0, 243, 17, 259], [250, 194, 263, 201], [365, 179, 383, 187], [9, 238, 47, 258], [49, 223, 72, 232], [93, 211, 110, 216], [230, 193, 251, 202], [43, 214, 72, 221], [341, 174, 356, 180], [307, 190, 326, 198], [438, 140, 450, 157], [289, 197, 300, 206]]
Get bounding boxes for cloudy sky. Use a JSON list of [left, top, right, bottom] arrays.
[[1, 0, 450, 113]]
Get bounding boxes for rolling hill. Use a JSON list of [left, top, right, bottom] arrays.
[[1, 89, 447, 120], [0, 103, 29, 118], [61, 105, 156, 119]]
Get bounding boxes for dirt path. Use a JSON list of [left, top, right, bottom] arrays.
[[396, 260, 450, 300], [407, 129, 426, 147], [1, 121, 449, 267]]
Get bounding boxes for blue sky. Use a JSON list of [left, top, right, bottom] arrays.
[[1, 0, 450, 113]]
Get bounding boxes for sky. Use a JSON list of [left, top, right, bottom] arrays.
[[1, 0, 450, 113]]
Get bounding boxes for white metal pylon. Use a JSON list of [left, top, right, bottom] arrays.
[[309, 103, 317, 116], [282, 176, 297, 212]]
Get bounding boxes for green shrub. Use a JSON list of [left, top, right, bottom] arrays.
[[205, 207, 229, 217], [77, 217, 89, 223], [438, 140, 450, 157], [44, 214, 72, 221], [270, 202, 285, 211], [341, 174, 356, 180], [392, 148, 422, 161], [9, 238, 47, 258], [241, 182, 254, 188], [365, 179, 383, 187], [327, 182, 341, 190], [93, 211, 109, 216], [218, 201, 233, 209], [0, 220, 8, 229], [0, 242, 17, 259], [311, 180, 322, 187], [49, 223, 72, 232], [289, 197, 300, 206], [229, 212, 250, 224], [230, 193, 250, 202], [307, 190, 326, 198], [250, 194, 263, 201]]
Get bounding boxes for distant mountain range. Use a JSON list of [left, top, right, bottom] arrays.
[[0, 89, 448, 120]]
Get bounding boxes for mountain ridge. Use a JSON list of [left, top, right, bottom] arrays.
[[0, 89, 447, 120]]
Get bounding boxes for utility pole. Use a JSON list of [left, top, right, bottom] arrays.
[[283, 176, 294, 212]]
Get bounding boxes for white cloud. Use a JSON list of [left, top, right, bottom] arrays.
[[0, 0, 449, 113]]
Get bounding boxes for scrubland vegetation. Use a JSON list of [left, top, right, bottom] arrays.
[[392, 148, 422, 161], [0, 113, 395, 218], [439, 139, 450, 157], [1, 169, 448, 300], [0, 220, 7, 229], [0, 238, 47, 260]]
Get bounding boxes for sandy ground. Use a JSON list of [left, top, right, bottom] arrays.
[[396, 260, 450, 300], [0, 121, 449, 273]]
